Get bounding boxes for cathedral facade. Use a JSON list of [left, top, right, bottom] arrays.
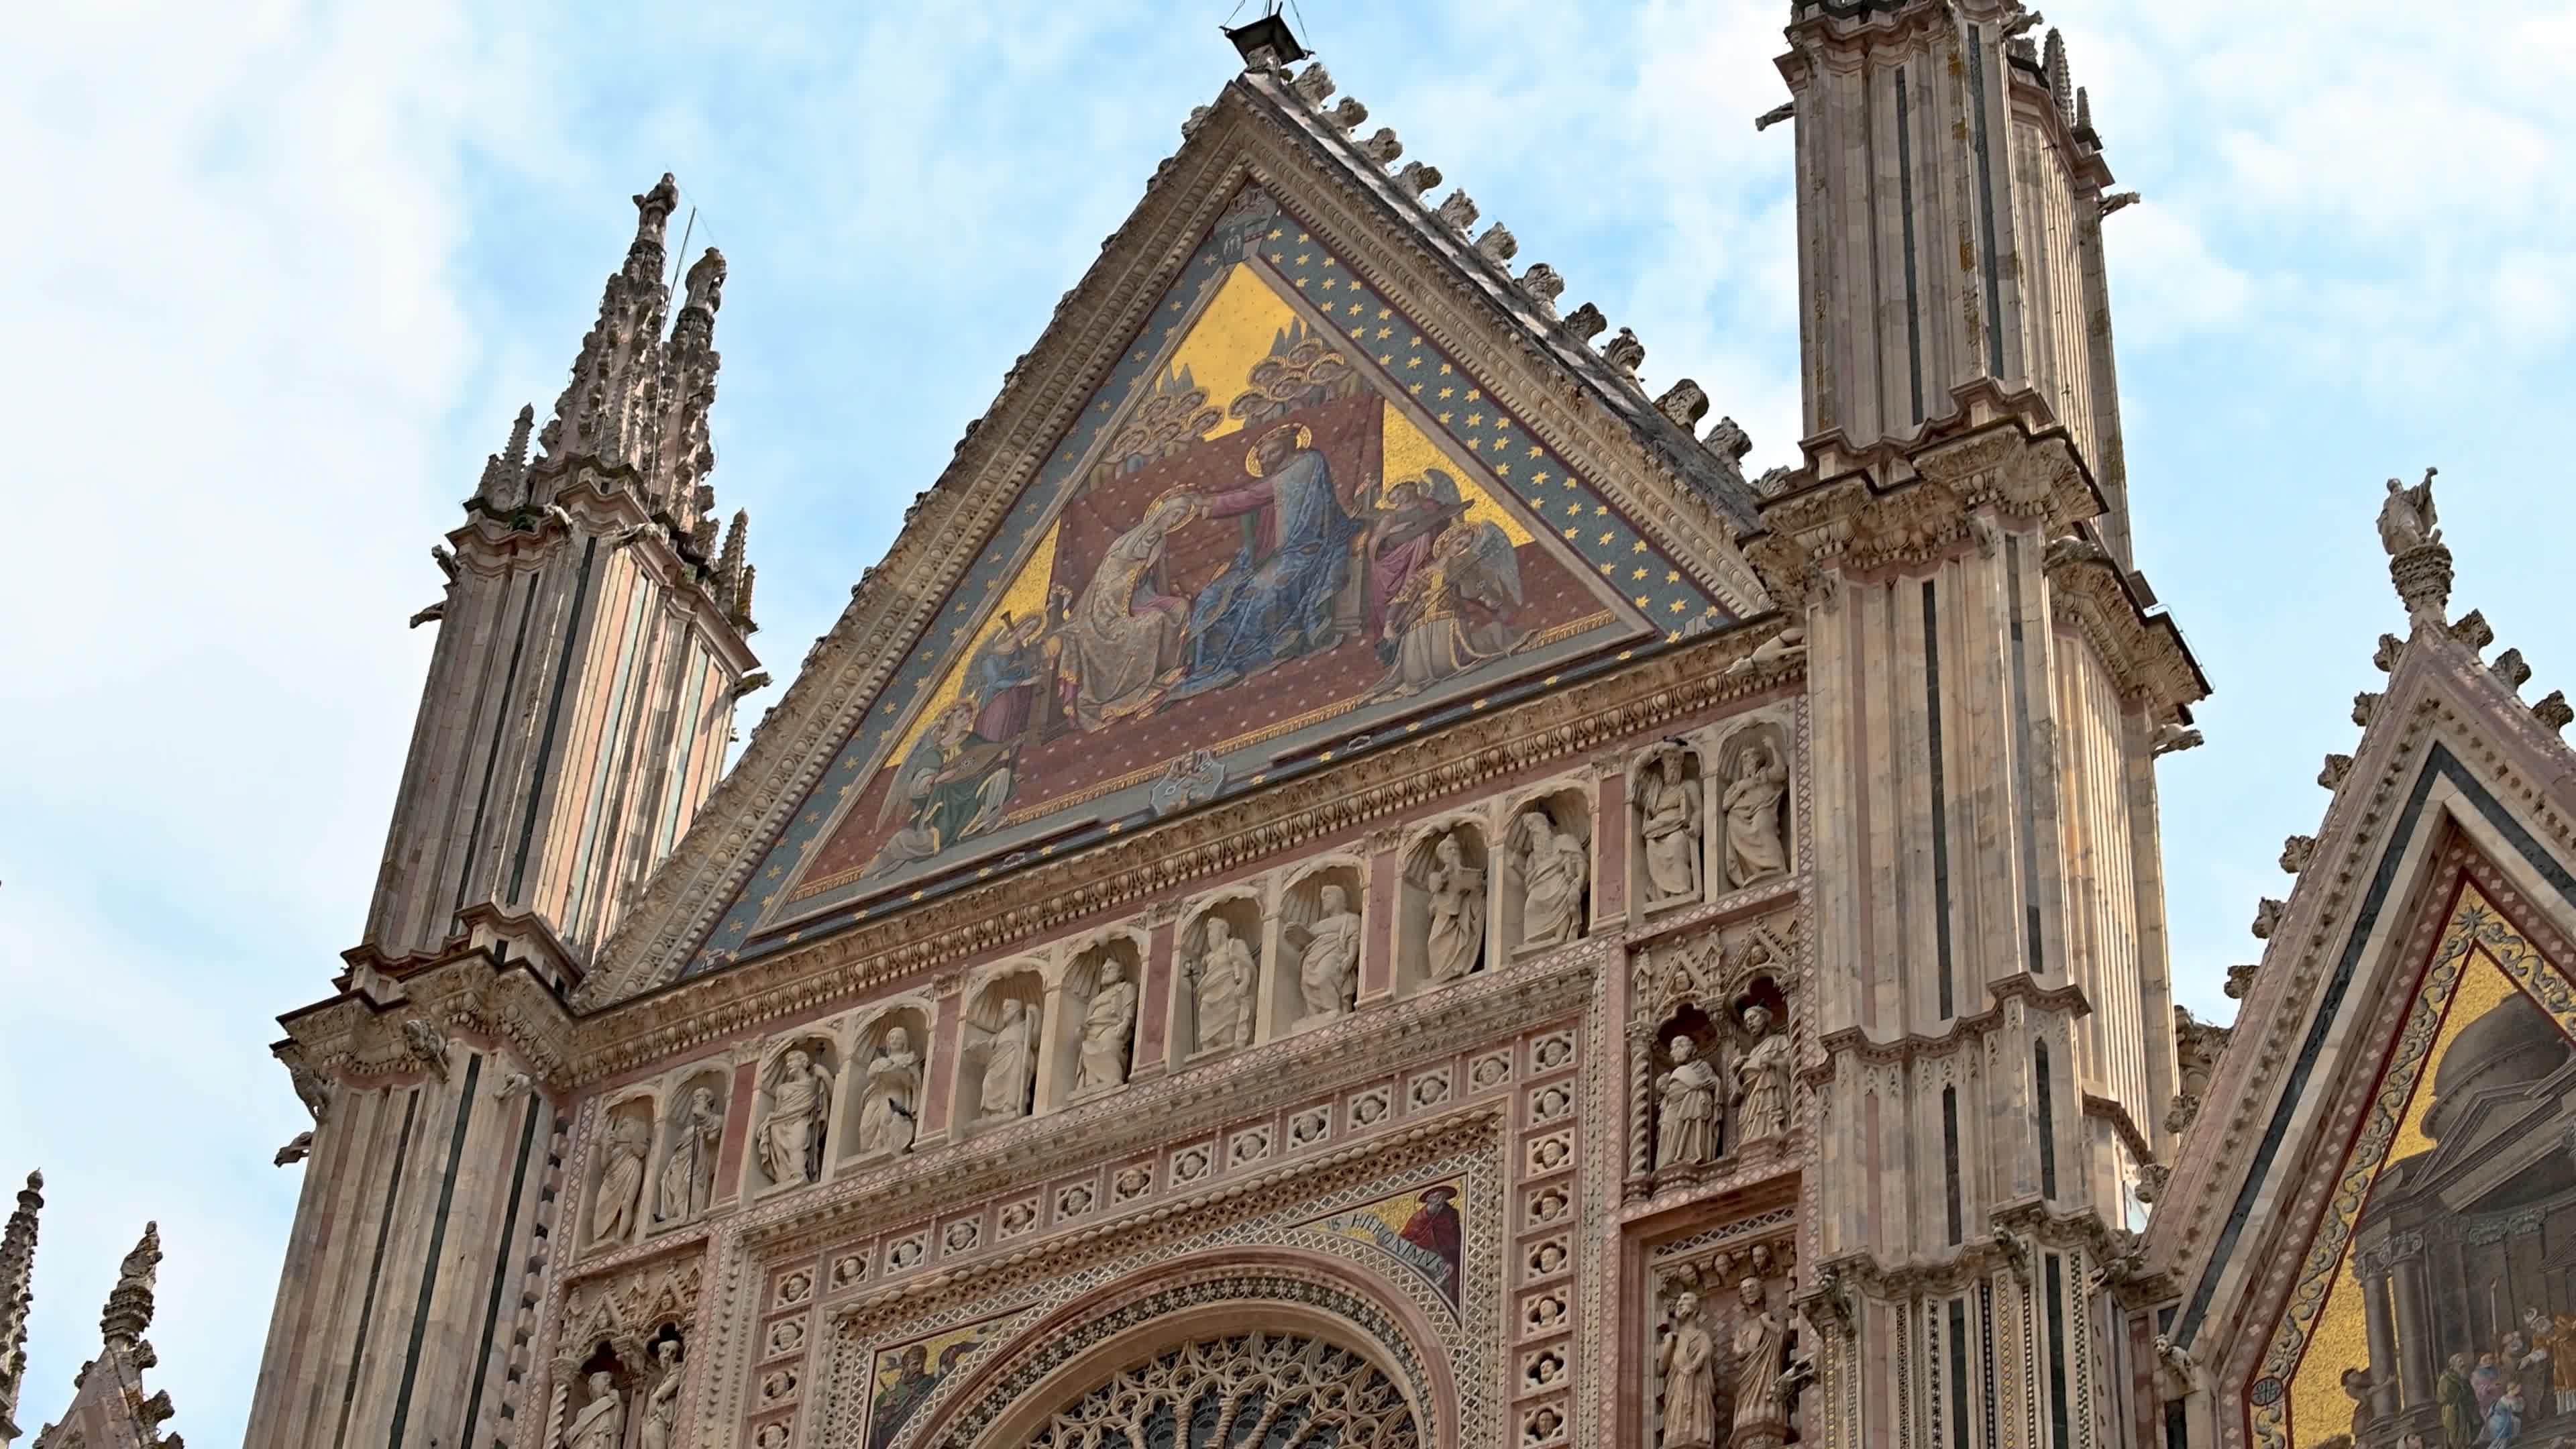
[[9, 4, 2559, 1448]]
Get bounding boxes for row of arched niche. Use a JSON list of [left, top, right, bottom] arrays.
[[578, 719, 1794, 1250]]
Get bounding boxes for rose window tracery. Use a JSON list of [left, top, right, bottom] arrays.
[[1025, 1330, 1420, 1448]]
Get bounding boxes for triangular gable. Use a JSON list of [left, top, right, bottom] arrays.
[[2143, 604, 2576, 1444], [607, 75, 1769, 992]]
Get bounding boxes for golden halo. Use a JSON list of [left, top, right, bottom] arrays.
[[1243, 423, 1313, 478]]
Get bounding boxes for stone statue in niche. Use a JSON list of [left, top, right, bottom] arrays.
[[1655, 1036, 1725, 1169], [977, 998, 1037, 1120], [655, 1087, 722, 1226], [1656, 1289, 1719, 1449], [856, 1028, 922, 1157], [1075, 960, 1140, 1093], [1424, 832, 1487, 983], [1721, 739, 1790, 888], [563, 1369, 625, 1449], [1513, 806, 1589, 949], [637, 1338, 682, 1449], [1639, 747, 1704, 906], [1734, 1005, 1790, 1145], [1730, 1277, 1791, 1444], [1291, 883, 1364, 1027], [757, 1046, 833, 1186], [591, 1113, 649, 1243], [1192, 916, 1258, 1052]]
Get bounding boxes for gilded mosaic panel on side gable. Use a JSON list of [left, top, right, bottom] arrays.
[[2252, 882, 2576, 1449]]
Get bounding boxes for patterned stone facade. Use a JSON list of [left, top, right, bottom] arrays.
[[206, 8, 2576, 1449]]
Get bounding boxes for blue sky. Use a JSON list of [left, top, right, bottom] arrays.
[[3, 0, 2569, 1440]]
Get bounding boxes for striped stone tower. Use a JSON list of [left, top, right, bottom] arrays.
[[1748, 2, 2208, 1444]]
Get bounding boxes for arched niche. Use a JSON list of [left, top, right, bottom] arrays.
[[647, 1065, 728, 1233], [954, 967, 1044, 1138], [1711, 720, 1792, 893], [745, 1032, 838, 1195], [1049, 934, 1146, 1112], [1631, 741, 1709, 915], [1271, 859, 1367, 1038], [580, 1091, 657, 1254], [1500, 783, 1593, 957], [1396, 819, 1491, 999], [922, 1260, 1448, 1449], [1175, 894, 1266, 1063], [839, 1004, 932, 1167]]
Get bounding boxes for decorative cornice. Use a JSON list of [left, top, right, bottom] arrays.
[[1747, 415, 2104, 608], [570, 625, 1786, 1082], [1801, 975, 2096, 1081], [2046, 546, 2207, 728]]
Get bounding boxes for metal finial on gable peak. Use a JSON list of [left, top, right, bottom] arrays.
[[1434, 190, 1479, 231], [1224, 3, 1307, 69], [1358, 127, 1403, 166], [1395, 161, 1443, 197], [1474, 223, 1518, 264]]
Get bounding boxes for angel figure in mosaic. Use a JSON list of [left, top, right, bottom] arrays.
[[1365, 512, 1530, 702], [1285, 882, 1364, 1028], [1191, 916, 1258, 1053], [757, 1046, 833, 1186], [1512, 807, 1589, 951], [1418, 830, 1486, 983], [1057, 491, 1199, 731]]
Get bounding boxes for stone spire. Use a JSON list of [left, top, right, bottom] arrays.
[[31, 1220, 178, 1449], [98, 1224, 158, 1350], [531, 173, 735, 545], [0, 1173, 40, 1444], [354, 171, 760, 966]]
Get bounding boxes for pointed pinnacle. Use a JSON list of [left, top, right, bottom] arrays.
[[503, 405, 534, 472]]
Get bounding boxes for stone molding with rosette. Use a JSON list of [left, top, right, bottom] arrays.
[[581, 71, 1772, 1013]]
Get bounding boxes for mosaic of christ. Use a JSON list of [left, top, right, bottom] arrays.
[[798, 235, 1623, 902]]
